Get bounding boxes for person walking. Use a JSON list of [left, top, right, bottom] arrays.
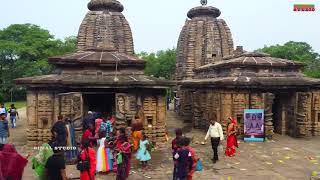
[[0, 112, 9, 144], [172, 128, 183, 152], [0, 103, 7, 117], [204, 119, 224, 163], [8, 104, 19, 128], [185, 137, 199, 180], [79, 139, 96, 180], [173, 137, 192, 180], [225, 117, 238, 157], [136, 133, 151, 169], [45, 144, 68, 180], [115, 128, 132, 180], [172, 128, 183, 180]]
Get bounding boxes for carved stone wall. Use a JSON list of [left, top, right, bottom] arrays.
[[26, 91, 56, 147], [296, 91, 320, 137], [77, 0, 134, 55], [178, 90, 193, 120], [296, 92, 311, 137], [26, 90, 168, 146], [263, 93, 275, 139], [311, 91, 320, 136], [189, 89, 320, 139]]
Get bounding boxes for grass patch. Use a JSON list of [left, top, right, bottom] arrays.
[[4, 101, 26, 109]]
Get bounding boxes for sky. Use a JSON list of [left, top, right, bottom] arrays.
[[0, 0, 319, 53]]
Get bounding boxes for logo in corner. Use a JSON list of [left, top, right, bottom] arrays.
[[294, 4, 315, 12]]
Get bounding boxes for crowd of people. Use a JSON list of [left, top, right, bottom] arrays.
[[34, 111, 152, 180], [0, 102, 240, 180], [0, 103, 19, 144]]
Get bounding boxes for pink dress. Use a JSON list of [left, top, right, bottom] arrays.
[[95, 118, 103, 137]]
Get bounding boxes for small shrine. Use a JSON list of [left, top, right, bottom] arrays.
[[176, 1, 320, 138], [16, 0, 172, 146]]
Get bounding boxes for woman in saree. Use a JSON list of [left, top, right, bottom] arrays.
[[225, 117, 238, 157], [32, 143, 54, 180], [116, 128, 132, 180], [0, 144, 29, 180], [79, 139, 96, 180]]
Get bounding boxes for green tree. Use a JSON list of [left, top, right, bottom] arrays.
[[138, 48, 176, 80], [257, 41, 320, 78], [0, 24, 76, 102]]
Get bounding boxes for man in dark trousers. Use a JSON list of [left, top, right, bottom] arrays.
[[204, 119, 224, 163]]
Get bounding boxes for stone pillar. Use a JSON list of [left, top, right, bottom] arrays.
[[263, 93, 275, 139], [220, 93, 232, 130], [156, 95, 166, 142], [296, 92, 312, 137], [36, 92, 54, 146], [26, 91, 38, 147]]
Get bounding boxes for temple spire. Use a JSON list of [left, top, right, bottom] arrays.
[[201, 0, 208, 6], [88, 0, 124, 12]]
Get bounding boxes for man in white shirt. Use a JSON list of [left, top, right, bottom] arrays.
[[0, 103, 7, 117], [204, 119, 224, 163]]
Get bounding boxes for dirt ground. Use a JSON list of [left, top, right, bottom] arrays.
[[8, 107, 320, 180]]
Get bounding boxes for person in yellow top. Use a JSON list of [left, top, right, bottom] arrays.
[[131, 115, 143, 152], [204, 119, 224, 163]]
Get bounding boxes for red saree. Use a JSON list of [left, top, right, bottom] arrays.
[[0, 144, 28, 180], [80, 147, 96, 180], [225, 118, 238, 157]]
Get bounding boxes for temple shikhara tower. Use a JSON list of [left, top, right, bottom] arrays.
[[176, 1, 320, 138], [16, 0, 171, 146]]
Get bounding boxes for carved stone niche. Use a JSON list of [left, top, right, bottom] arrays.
[[116, 94, 127, 128]]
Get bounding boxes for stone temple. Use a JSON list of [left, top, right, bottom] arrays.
[[16, 0, 171, 146], [176, 1, 320, 138]]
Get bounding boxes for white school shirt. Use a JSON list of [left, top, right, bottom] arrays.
[[205, 122, 224, 141]]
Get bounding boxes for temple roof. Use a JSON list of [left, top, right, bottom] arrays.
[[187, 6, 221, 19], [181, 76, 320, 89], [88, 0, 124, 12], [195, 52, 304, 71], [180, 52, 320, 89], [15, 74, 173, 88], [15, 0, 172, 89], [49, 50, 145, 68]]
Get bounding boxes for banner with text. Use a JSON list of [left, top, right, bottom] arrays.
[[244, 109, 265, 142]]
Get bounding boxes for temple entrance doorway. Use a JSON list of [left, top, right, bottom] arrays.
[[272, 92, 295, 136], [83, 93, 115, 115]]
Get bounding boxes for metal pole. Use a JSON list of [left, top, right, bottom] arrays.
[[11, 88, 13, 103]]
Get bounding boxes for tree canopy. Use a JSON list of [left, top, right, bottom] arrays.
[[257, 41, 320, 78], [138, 48, 176, 80], [0, 24, 76, 102]]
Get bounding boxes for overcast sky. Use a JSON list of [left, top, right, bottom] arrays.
[[1, 0, 319, 53]]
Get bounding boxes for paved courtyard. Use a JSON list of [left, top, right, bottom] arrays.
[[8, 108, 320, 180]]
